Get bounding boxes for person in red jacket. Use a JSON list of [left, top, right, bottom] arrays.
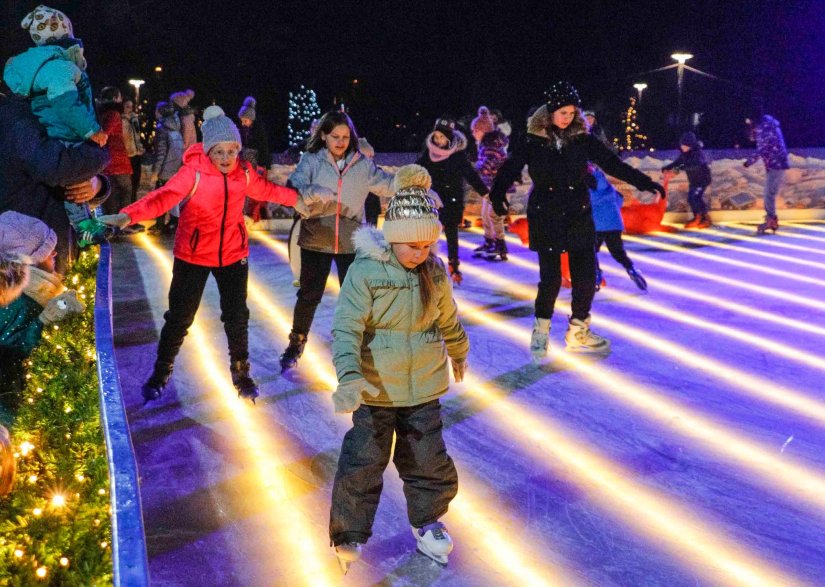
[[100, 105, 315, 404]]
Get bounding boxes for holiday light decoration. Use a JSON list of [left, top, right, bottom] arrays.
[[615, 96, 648, 151], [287, 85, 322, 146], [0, 251, 113, 584]]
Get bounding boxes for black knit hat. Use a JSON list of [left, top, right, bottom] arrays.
[[679, 131, 699, 149], [545, 81, 582, 113], [433, 117, 455, 142]]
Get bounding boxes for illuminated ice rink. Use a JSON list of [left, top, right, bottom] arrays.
[[111, 221, 825, 586]]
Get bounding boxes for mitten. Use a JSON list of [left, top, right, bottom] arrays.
[[646, 182, 666, 201], [97, 213, 132, 228], [39, 290, 86, 325], [451, 358, 467, 383], [332, 377, 379, 414]]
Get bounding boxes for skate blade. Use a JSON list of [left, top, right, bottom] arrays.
[[565, 344, 611, 355], [416, 546, 448, 567], [337, 558, 352, 575]]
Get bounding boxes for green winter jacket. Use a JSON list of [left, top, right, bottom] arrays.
[[0, 294, 44, 360], [332, 227, 469, 407]]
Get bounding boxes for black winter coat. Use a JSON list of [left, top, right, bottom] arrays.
[[490, 132, 657, 252], [662, 149, 712, 188], [416, 150, 489, 209], [0, 94, 110, 270]]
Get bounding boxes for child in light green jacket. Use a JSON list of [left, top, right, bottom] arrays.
[[329, 165, 469, 573]]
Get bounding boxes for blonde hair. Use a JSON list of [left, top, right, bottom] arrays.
[[0, 258, 29, 306]]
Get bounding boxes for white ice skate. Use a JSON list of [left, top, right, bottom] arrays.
[[530, 317, 551, 363], [412, 521, 453, 566], [565, 317, 611, 354], [334, 542, 362, 574]]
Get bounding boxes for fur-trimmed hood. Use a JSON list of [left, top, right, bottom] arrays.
[[526, 104, 588, 146], [425, 130, 468, 162], [353, 225, 393, 263]]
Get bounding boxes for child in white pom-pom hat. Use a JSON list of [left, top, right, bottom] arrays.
[[328, 164, 469, 573], [99, 106, 330, 404]]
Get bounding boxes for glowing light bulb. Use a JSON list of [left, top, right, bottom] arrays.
[[59, 557, 69, 567], [20, 441, 34, 456], [14, 549, 24, 558], [33, 507, 43, 516], [51, 494, 66, 508], [36, 567, 47, 578]]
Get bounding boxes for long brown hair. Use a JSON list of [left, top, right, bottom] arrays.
[[415, 253, 439, 312], [306, 111, 360, 155], [527, 104, 587, 145]]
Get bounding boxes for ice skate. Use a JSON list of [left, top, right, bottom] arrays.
[[472, 237, 495, 257], [230, 359, 259, 404], [683, 215, 702, 229], [695, 213, 712, 229], [448, 258, 463, 285], [756, 214, 779, 235], [530, 317, 551, 363], [279, 332, 307, 372], [334, 542, 362, 575], [626, 267, 648, 291], [412, 521, 453, 566], [594, 268, 606, 292], [484, 238, 508, 261], [565, 317, 611, 354], [142, 361, 173, 404]]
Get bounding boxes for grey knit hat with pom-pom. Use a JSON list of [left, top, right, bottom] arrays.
[[238, 96, 256, 122], [201, 105, 241, 154], [383, 165, 441, 244]]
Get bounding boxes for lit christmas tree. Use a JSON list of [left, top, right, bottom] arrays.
[[288, 85, 322, 146], [614, 96, 648, 151]]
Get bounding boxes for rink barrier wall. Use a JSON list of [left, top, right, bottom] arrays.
[[94, 243, 151, 586]]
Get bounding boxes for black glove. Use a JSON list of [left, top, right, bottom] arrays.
[[646, 182, 666, 200], [492, 197, 509, 217]]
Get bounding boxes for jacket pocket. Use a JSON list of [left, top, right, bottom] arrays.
[[189, 228, 200, 252], [238, 222, 247, 249]]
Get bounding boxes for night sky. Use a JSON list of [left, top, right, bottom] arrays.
[[2, 1, 824, 151]]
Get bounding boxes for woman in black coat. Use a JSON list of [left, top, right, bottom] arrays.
[[490, 82, 664, 359], [416, 118, 489, 283]]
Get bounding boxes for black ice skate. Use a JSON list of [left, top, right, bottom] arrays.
[[472, 238, 495, 257], [279, 332, 307, 372], [626, 267, 648, 291], [756, 214, 779, 235], [230, 359, 259, 404], [142, 361, 173, 404], [484, 238, 508, 261]]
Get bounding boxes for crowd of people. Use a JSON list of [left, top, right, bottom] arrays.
[[0, 3, 793, 571]]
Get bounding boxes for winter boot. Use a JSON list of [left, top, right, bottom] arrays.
[[565, 316, 611, 354], [279, 332, 307, 372], [530, 317, 551, 363], [448, 258, 463, 285], [334, 542, 362, 575], [230, 359, 259, 403], [756, 214, 779, 235], [626, 266, 648, 291], [472, 237, 495, 257], [594, 267, 606, 292], [485, 238, 508, 261], [412, 521, 453, 566], [142, 361, 173, 404], [695, 213, 712, 229]]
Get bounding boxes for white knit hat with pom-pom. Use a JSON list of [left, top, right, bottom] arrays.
[[201, 105, 241, 154], [383, 165, 441, 244]]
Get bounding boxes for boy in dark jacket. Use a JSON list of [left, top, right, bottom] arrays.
[[662, 131, 712, 228]]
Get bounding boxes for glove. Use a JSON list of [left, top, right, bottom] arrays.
[[492, 197, 509, 217], [646, 182, 666, 202], [332, 377, 380, 414], [451, 358, 466, 383], [97, 213, 132, 228], [39, 290, 86, 325]]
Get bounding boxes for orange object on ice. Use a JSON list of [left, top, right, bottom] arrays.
[[509, 217, 530, 245], [620, 174, 677, 234]]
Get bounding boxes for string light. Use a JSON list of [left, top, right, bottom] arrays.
[[60, 557, 69, 567], [287, 85, 321, 146], [36, 567, 47, 579], [51, 494, 66, 508], [615, 96, 648, 151]]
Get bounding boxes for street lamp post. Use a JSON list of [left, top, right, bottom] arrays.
[[128, 78, 145, 110], [633, 82, 648, 104], [670, 53, 692, 125]]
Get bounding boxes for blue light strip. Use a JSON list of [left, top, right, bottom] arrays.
[[94, 244, 150, 586]]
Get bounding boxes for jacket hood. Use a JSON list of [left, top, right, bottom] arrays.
[[3, 45, 70, 96], [181, 143, 253, 178], [425, 130, 467, 162], [353, 225, 392, 262]]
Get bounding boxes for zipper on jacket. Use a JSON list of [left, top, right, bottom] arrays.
[[407, 273, 414, 403], [218, 174, 229, 267], [331, 153, 359, 255], [238, 222, 247, 249]]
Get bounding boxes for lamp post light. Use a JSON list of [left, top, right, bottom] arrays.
[[128, 78, 145, 108], [671, 53, 692, 124], [633, 82, 648, 103]]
